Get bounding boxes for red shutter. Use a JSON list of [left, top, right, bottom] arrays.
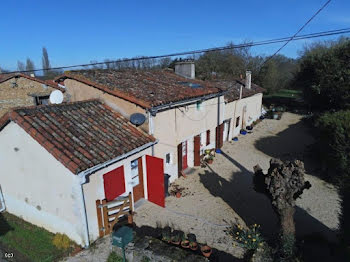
[[206, 130, 210, 145], [194, 135, 201, 166], [103, 166, 125, 201], [177, 143, 182, 176]]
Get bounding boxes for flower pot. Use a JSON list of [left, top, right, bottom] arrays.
[[201, 245, 212, 257], [190, 242, 198, 251], [176, 192, 181, 198], [206, 159, 213, 164], [181, 240, 190, 248], [171, 239, 181, 245]]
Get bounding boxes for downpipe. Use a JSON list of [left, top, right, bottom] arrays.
[[0, 186, 5, 212]]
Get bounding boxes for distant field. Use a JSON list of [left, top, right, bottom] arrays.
[[264, 89, 302, 99]]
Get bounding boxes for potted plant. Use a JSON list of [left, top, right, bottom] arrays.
[[171, 230, 181, 245], [206, 155, 214, 164], [161, 226, 171, 243], [176, 191, 182, 198], [187, 233, 198, 251], [200, 243, 212, 258], [181, 233, 190, 248]]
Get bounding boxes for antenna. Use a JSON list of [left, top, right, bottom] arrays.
[[130, 113, 146, 126], [49, 90, 64, 104]]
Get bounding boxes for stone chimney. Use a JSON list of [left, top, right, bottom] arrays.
[[245, 71, 252, 89], [175, 60, 195, 79]]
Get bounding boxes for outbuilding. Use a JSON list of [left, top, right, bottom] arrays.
[[0, 100, 163, 246]]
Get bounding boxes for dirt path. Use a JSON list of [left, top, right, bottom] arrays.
[[134, 113, 341, 257]]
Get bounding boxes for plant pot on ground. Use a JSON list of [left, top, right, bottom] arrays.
[[161, 226, 171, 243], [176, 192, 181, 198], [201, 244, 212, 257], [181, 234, 190, 249], [171, 230, 182, 245], [187, 233, 198, 250]]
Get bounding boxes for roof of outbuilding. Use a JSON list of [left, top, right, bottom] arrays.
[[0, 73, 64, 91], [211, 79, 265, 103], [56, 69, 222, 109], [0, 100, 156, 174]]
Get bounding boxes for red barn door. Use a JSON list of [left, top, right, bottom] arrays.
[[146, 155, 165, 207]]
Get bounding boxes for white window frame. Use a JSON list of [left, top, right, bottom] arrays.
[[130, 159, 139, 186]]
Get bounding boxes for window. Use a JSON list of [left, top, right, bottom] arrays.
[[196, 101, 202, 110], [130, 159, 139, 186], [35, 96, 49, 106], [166, 153, 171, 164], [236, 116, 240, 128], [206, 130, 210, 145]]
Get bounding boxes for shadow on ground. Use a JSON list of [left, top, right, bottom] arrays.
[[199, 151, 344, 261], [254, 120, 321, 178]]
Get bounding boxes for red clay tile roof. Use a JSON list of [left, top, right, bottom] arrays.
[[0, 100, 155, 174], [211, 79, 265, 103], [56, 69, 222, 108], [0, 73, 65, 92]]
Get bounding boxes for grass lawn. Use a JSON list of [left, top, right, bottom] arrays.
[[0, 212, 70, 262], [264, 89, 302, 99]]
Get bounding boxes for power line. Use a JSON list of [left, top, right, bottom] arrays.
[[262, 0, 332, 66], [2, 27, 349, 76]]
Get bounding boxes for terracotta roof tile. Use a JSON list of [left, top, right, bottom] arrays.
[[56, 69, 222, 108], [0, 73, 65, 92], [1, 100, 155, 174], [211, 79, 265, 103]]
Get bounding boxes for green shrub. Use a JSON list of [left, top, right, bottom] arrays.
[[52, 233, 72, 250], [107, 251, 124, 262], [228, 224, 264, 251], [315, 110, 350, 185]]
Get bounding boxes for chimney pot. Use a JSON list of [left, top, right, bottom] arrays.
[[245, 71, 252, 90], [175, 60, 195, 79]]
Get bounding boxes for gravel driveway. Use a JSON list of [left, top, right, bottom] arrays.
[[134, 113, 341, 257]]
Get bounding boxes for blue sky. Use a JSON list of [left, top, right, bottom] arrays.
[[1, 0, 349, 71]]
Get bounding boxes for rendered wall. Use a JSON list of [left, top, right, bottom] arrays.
[[0, 123, 87, 245], [83, 147, 152, 241], [64, 79, 149, 132]]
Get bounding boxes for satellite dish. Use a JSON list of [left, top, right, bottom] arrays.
[[49, 90, 64, 104], [130, 113, 146, 126]]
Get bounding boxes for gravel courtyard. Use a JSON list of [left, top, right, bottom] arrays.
[[134, 112, 341, 258]]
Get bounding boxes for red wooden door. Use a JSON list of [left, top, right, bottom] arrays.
[[146, 155, 165, 207], [132, 158, 144, 202], [194, 135, 201, 166], [182, 141, 188, 170], [103, 166, 125, 201]]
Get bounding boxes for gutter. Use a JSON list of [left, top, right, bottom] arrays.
[[76, 140, 158, 248], [148, 90, 227, 116], [0, 186, 5, 212]]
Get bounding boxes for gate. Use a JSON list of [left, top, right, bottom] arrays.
[[96, 193, 133, 237]]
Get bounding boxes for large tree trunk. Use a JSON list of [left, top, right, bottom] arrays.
[[280, 206, 295, 237]]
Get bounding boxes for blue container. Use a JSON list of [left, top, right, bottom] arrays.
[[215, 149, 222, 154], [240, 130, 247, 135], [233, 137, 238, 141]]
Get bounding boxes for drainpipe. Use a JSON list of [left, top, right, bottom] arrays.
[[148, 112, 155, 156], [0, 186, 5, 212], [76, 140, 158, 248], [77, 175, 90, 248]]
